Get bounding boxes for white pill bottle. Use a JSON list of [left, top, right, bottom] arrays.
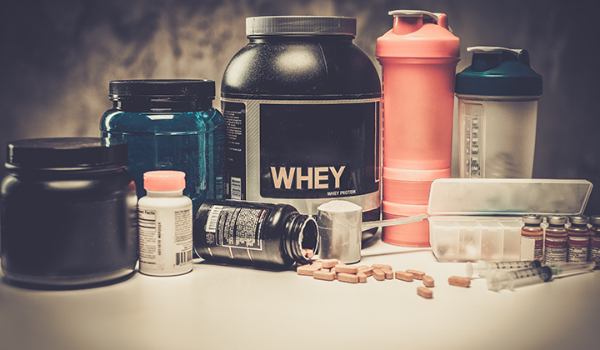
[[138, 170, 193, 276]]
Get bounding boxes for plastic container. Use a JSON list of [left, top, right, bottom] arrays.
[[456, 47, 543, 178], [221, 16, 381, 236], [138, 171, 193, 276], [427, 179, 592, 262], [1, 138, 138, 287], [376, 10, 460, 170], [100, 79, 224, 214], [193, 199, 318, 269]]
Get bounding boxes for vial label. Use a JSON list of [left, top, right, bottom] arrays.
[[138, 207, 193, 275], [591, 245, 600, 265], [204, 205, 265, 250], [222, 99, 380, 212], [568, 237, 589, 262], [545, 247, 567, 263], [521, 236, 543, 261]]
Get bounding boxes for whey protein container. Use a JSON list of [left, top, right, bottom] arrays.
[[221, 16, 382, 234]]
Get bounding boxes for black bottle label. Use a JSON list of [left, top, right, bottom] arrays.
[[222, 99, 380, 203], [203, 204, 265, 250]]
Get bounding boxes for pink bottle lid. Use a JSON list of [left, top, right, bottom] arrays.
[[143, 170, 186, 191], [376, 10, 459, 59]]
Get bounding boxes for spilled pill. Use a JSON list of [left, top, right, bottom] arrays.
[[373, 269, 385, 281], [313, 270, 335, 281], [297, 263, 322, 276], [357, 272, 367, 283], [417, 286, 433, 299], [322, 259, 339, 269], [338, 273, 359, 284], [336, 265, 359, 274], [395, 271, 414, 282], [382, 267, 393, 280], [357, 265, 374, 277], [448, 276, 471, 287], [406, 269, 425, 280], [423, 275, 435, 287]]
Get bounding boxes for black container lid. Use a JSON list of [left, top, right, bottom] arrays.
[[109, 79, 215, 101], [6, 137, 128, 170], [246, 16, 356, 36]]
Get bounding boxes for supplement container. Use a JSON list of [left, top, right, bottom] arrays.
[[427, 178, 592, 262], [376, 10, 459, 247], [567, 215, 590, 262], [456, 47, 543, 178], [221, 16, 381, 237], [521, 214, 544, 261], [545, 216, 568, 263], [193, 199, 318, 269], [376, 10, 460, 170], [1, 138, 138, 287], [100, 79, 224, 214], [138, 171, 193, 276]]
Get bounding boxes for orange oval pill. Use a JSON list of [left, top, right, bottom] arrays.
[[322, 259, 339, 269], [395, 271, 414, 282], [423, 275, 435, 287], [336, 265, 359, 274], [417, 286, 433, 299], [406, 269, 425, 280], [313, 270, 335, 281], [373, 269, 385, 281], [338, 273, 359, 283], [357, 272, 368, 283], [448, 276, 471, 287]]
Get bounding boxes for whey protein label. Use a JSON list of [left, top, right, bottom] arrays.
[[222, 98, 380, 212]]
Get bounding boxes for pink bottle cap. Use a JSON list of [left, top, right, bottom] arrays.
[[376, 10, 459, 59], [143, 170, 186, 191]]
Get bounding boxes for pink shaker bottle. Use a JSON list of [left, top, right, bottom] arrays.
[[376, 10, 459, 247]]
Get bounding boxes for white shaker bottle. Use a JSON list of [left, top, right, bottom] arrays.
[[455, 47, 543, 178]]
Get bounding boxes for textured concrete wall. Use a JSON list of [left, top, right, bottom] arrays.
[[1, 0, 599, 214]]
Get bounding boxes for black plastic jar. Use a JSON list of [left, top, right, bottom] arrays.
[[1, 138, 138, 287], [194, 199, 318, 269], [221, 16, 382, 240]]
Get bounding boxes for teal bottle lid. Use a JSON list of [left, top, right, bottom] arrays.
[[455, 46, 543, 96]]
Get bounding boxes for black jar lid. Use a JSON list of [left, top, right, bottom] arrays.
[[6, 137, 128, 170], [246, 16, 356, 36], [109, 79, 215, 101]]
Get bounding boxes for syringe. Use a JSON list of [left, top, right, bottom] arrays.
[[466, 260, 542, 278], [486, 261, 596, 291]]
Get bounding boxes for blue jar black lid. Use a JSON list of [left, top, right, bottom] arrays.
[[109, 79, 215, 100], [455, 47, 543, 96], [6, 137, 128, 170]]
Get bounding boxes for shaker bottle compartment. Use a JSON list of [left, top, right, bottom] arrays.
[[382, 167, 450, 205], [382, 201, 430, 247]]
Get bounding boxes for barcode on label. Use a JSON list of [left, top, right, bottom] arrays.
[[176, 250, 193, 266], [231, 177, 242, 200], [206, 205, 224, 233]]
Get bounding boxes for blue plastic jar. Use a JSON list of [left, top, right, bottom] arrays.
[[100, 80, 224, 213]]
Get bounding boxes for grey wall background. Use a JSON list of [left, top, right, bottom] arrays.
[[1, 0, 599, 214]]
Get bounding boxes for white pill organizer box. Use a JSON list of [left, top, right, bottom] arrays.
[[427, 178, 593, 262]]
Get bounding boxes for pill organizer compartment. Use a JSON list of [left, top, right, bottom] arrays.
[[427, 179, 592, 262]]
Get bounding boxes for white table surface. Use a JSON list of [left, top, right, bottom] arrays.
[[1, 232, 599, 350]]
